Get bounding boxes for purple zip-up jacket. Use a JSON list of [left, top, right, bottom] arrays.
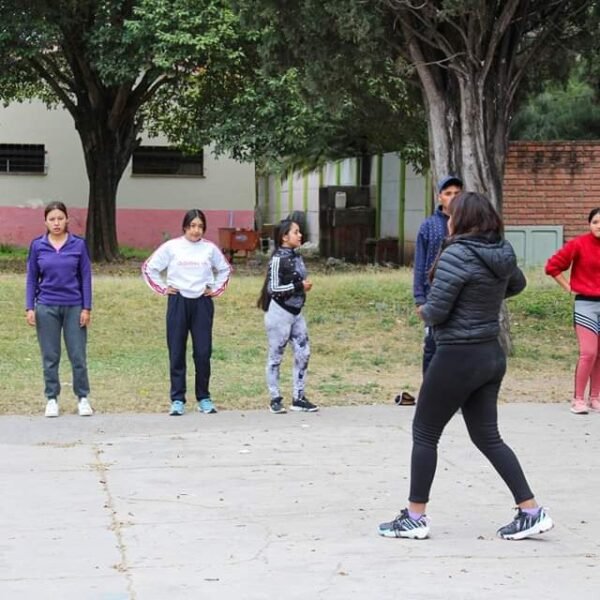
[[26, 234, 92, 311]]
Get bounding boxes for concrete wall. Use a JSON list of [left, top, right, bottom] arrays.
[[0, 101, 255, 248]]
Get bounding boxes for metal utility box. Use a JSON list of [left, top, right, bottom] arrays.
[[319, 185, 370, 210], [218, 227, 259, 260], [319, 186, 375, 262]]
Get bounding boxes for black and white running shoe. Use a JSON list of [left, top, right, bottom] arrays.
[[270, 397, 287, 414], [497, 508, 554, 540], [378, 509, 430, 539], [291, 397, 319, 412]]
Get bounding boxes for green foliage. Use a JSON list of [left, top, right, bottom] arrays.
[[233, 0, 596, 190], [0, 244, 27, 258], [0, 1, 258, 119], [214, 62, 428, 172], [1, 0, 425, 189], [511, 66, 600, 140], [150, 0, 428, 172], [509, 287, 572, 323]]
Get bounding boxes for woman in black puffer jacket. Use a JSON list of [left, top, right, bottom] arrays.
[[379, 192, 553, 541]]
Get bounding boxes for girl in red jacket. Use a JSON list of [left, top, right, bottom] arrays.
[[545, 207, 600, 414]]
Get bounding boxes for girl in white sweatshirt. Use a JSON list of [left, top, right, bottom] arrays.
[[142, 209, 231, 416]]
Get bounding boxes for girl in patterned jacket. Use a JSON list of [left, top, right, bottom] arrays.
[[257, 219, 318, 414]]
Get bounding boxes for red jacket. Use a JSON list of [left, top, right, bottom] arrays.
[[545, 232, 600, 297]]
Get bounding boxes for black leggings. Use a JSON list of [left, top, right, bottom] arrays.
[[409, 340, 534, 505]]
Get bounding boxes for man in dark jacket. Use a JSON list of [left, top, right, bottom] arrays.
[[414, 175, 463, 371], [395, 175, 463, 406]]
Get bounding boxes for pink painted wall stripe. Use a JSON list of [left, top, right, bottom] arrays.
[[0, 207, 255, 249]]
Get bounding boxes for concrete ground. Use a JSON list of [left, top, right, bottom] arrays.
[[0, 403, 598, 600]]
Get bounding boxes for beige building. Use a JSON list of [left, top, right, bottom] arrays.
[[0, 100, 255, 248]]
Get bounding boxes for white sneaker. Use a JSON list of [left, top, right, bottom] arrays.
[[78, 397, 93, 416], [45, 399, 59, 418]]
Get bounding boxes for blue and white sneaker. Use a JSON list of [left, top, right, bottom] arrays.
[[169, 400, 185, 416], [497, 507, 554, 540], [198, 398, 217, 414], [378, 509, 430, 539]]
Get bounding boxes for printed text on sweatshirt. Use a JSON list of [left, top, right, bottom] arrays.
[[142, 237, 231, 298]]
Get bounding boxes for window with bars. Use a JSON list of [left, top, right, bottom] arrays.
[[0, 144, 46, 174], [132, 145, 204, 177]]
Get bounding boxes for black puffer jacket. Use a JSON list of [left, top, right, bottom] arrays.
[[420, 236, 526, 345]]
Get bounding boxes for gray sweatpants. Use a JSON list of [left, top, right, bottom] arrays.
[[264, 300, 310, 401], [35, 304, 90, 399]]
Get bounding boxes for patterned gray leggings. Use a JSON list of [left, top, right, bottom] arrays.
[[264, 301, 310, 401]]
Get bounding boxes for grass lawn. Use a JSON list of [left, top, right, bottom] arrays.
[[0, 265, 577, 415]]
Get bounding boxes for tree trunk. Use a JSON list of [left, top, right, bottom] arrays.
[[404, 33, 462, 207], [419, 77, 514, 352], [85, 154, 120, 262], [405, 39, 514, 351], [423, 88, 462, 195], [75, 116, 140, 262], [498, 303, 512, 356], [456, 74, 508, 210], [418, 73, 508, 210], [402, 24, 510, 211], [359, 152, 372, 186]]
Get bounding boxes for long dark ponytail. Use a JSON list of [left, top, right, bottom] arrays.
[[257, 219, 296, 311]]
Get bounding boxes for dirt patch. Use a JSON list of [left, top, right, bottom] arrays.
[[500, 370, 571, 404]]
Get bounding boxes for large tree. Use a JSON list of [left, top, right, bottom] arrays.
[[149, 16, 428, 179], [386, 0, 595, 208], [0, 0, 254, 261], [239, 0, 594, 209], [235, 0, 595, 354]]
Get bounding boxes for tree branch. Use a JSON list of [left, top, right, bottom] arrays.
[[26, 57, 77, 115], [38, 54, 76, 92], [506, 2, 586, 109], [108, 82, 134, 130], [116, 72, 174, 128], [58, 23, 105, 112], [387, 1, 462, 61], [479, 0, 521, 85]]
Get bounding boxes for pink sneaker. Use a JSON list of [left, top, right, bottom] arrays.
[[571, 399, 589, 414], [590, 398, 600, 412]]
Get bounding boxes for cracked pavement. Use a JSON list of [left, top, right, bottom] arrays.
[[0, 404, 598, 599]]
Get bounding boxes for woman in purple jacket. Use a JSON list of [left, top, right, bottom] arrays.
[[25, 202, 93, 418]]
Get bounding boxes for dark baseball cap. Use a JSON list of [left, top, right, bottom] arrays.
[[438, 175, 463, 194]]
